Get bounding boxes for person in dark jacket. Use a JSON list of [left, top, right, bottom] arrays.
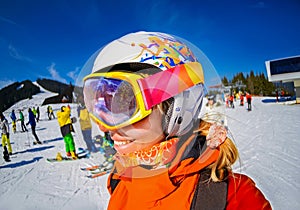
[[10, 110, 17, 133], [26, 108, 42, 144], [246, 92, 252, 111]]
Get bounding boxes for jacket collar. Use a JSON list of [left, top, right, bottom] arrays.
[[111, 133, 220, 202]]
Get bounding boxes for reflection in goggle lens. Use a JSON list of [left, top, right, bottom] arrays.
[[84, 78, 137, 126]]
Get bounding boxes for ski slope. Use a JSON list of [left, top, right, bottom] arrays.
[[0, 88, 299, 209]]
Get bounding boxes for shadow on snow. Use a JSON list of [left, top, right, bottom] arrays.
[[43, 137, 63, 144], [0, 156, 43, 169], [14, 145, 55, 155]]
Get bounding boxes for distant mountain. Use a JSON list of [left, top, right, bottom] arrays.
[[36, 78, 74, 106], [0, 78, 78, 113], [0, 80, 40, 112]]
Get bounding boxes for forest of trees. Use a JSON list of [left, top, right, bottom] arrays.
[[222, 71, 278, 96]]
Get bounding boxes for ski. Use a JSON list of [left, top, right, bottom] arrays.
[[46, 157, 74, 163], [86, 168, 111, 178], [90, 162, 114, 174], [80, 159, 114, 171], [84, 161, 114, 178], [80, 165, 101, 171], [46, 149, 90, 163], [46, 155, 88, 163]]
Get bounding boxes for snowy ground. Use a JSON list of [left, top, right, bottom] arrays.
[[0, 87, 299, 210]]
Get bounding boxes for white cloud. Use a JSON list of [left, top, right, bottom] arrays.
[[47, 63, 68, 84], [0, 16, 17, 25], [8, 44, 32, 62], [0, 79, 15, 89], [67, 67, 80, 82]]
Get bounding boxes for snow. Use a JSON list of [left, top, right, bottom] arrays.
[[16, 84, 24, 90], [1, 86, 299, 210]]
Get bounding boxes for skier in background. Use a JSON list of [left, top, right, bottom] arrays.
[[0, 113, 13, 157], [229, 94, 235, 108], [26, 108, 42, 145], [57, 105, 77, 159], [246, 92, 252, 111], [10, 109, 17, 133], [19, 110, 28, 132], [47, 105, 55, 120], [240, 93, 244, 106], [77, 103, 97, 153]]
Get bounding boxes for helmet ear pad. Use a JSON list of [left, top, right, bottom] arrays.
[[164, 84, 205, 137], [162, 98, 174, 136]]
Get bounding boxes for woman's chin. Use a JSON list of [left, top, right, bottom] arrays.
[[114, 140, 138, 155]]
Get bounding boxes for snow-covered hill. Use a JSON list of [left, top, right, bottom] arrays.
[[0, 87, 299, 209], [1, 84, 109, 210]]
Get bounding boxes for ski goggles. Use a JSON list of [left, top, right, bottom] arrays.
[[83, 62, 204, 130]]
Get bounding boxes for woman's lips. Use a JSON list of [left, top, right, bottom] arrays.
[[113, 140, 133, 146], [111, 132, 135, 147]]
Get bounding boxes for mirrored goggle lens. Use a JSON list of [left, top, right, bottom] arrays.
[[83, 78, 137, 126]]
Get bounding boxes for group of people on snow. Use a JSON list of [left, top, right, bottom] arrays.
[[1, 107, 43, 161], [1, 102, 101, 162], [225, 91, 252, 111]]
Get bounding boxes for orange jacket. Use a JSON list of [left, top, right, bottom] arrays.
[[106, 141, 271, 209]]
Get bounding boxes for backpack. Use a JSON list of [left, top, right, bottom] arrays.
[[190, 169, 228, 210]]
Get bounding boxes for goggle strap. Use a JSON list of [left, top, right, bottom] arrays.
[[138, 62, 204, 110]]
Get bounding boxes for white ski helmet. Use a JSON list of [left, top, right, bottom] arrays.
[[79, 31, 221, 137]]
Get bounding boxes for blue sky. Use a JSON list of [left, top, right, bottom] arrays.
[[0, 0, 299, 88]]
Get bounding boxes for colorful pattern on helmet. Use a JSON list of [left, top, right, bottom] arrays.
[[131, 33, 198, 70], [92, 32, 200, 73]]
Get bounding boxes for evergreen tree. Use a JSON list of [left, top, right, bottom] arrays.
[[222, 76, 229, 86], [223, 71, 275, 96]]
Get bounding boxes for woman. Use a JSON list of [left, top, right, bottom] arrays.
[[81, 31, 271, 209]]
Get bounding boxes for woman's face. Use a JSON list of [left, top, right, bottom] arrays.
[[98, 107, 165, 155]]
